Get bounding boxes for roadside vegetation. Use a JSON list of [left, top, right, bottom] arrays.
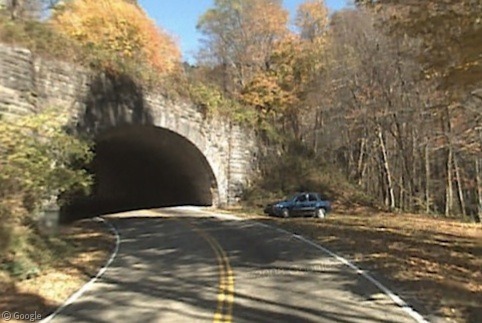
[[0, 0, 480, 321], [0, 110, 92, 278], [0, 109, 114, 318]]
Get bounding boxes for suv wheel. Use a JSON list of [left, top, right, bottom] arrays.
[[281, 208, 290, 218], [315, 208, 326, 219]]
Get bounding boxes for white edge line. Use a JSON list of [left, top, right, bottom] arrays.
[[205, 210, 429, 323], [40, 217, 120, 323], [283, 227, 429, 323], [160, 207, 429, 322]]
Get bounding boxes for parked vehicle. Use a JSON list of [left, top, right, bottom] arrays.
[[264, 192, 331, 219]]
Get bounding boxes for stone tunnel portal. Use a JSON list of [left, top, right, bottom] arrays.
[[63, 125, 218, 220]]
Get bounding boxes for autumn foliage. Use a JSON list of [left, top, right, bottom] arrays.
[[197, 0, 289, 91], [51, 0, 181, 77], [296, 0, 329, 41]]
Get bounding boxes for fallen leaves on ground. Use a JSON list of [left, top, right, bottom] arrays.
[[0, 219, 115, 322], [225, 208, 481, 323]]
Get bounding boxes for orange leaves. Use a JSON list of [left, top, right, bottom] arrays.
[[241, 72, 298, 114], [197, 0, 331, 137], [240, 35, 302, 116], [237, 0, 331, 118], [51, 0, 180, 76]]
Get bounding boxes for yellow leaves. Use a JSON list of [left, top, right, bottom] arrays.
[[196, 0, 332, 135], [252, 0, 290, 37], [50, 0, 181, 77], [71, 29, 86, 40], [198, 0, 289, 88], [238, 1, 331, 117], [293, 0, 330, 80], [188, 82, 257, 125], [296, 0, 329, 41]]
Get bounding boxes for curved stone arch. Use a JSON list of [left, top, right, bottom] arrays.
[[72, 80, 231, 207], [0, 43, 257, 214], [95, 123, 223, 207], [157, 123, 225, 207], [150, 104, 229, 207]]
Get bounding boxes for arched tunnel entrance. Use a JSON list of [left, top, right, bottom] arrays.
[[62, 125, 218, 221]]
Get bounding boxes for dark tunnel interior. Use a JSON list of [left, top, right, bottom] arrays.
[[62, 125, 217, 222]]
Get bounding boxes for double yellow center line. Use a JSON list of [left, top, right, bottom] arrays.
[[186, 222, 235, 323], [149, 210, 235, 322]]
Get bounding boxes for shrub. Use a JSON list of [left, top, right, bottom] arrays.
[[241, 142, 377, 209], [0, 14, 82, 60], [188, 82, 258, 125], [0, 108, 93, 277]]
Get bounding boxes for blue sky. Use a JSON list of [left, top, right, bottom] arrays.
[[138, 0, 349, 63]]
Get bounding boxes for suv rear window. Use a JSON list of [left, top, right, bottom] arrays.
[[308, 194, 318, 201]]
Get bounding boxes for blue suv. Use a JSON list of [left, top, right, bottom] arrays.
[[264, 192, 331, 218]]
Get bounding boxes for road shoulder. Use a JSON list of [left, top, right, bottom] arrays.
[[0, 218, 116, 323], [217, 208, 481, 323]]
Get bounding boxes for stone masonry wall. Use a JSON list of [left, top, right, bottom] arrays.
[[0, 43, 257, 205], [0, 46, 37, 117]]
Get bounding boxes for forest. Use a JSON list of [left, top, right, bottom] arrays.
[[193, 0, 482, 221], [0, 2, 480, 321], [1, 0, 481, 222]]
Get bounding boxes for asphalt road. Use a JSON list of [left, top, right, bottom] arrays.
[[48, 207, 422, 323]]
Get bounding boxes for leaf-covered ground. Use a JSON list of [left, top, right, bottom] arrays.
[[1, 209, 480, 322], [224, 207, 482, 323], [0, 219, 115, 322]]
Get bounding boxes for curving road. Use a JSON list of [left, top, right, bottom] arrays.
[[47, 207, 425, 323]]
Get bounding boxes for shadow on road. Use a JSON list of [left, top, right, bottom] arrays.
[[49, 211, 423, 323]]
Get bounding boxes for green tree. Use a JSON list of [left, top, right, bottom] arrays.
[[0, 109, 92, 255]]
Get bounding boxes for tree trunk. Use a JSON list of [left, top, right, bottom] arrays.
[[453, 152, 466, 216], [312, 109, 322, 153], [445, 145, 454, 217], [378, 127, 395, 210], [444, 105, 455, 217], [9, 0, 20, 20], [357, 137, 366, 185], [476, 158, 482, 222], [424, 142, 431, 213]]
